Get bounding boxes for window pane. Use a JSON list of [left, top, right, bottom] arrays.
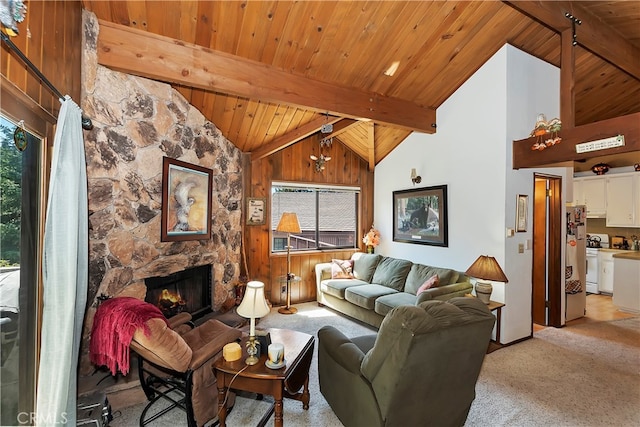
[[271, 184, 358, 252], [318, 191, 356, 249], [1, 115, 42, 424]]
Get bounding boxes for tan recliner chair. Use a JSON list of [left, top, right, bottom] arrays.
[[318, 297, 495, 427], [130, 312, 243, 427]]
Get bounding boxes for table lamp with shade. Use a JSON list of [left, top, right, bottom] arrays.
[[465, 255, 509, 304], [236, 280, 271, 365], [276, 212, 301, 315]]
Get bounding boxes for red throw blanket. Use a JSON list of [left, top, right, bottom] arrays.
[[90, 297, 168, 375]]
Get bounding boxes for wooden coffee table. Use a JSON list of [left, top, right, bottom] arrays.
[[214, 328, 315, 427]]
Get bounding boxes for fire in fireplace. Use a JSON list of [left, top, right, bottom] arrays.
[[145, 265, 212, 320]]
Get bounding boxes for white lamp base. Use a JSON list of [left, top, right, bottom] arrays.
[[475, 281, 493, 304]]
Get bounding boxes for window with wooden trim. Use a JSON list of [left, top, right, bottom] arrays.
[[271, 182, 359, 252]]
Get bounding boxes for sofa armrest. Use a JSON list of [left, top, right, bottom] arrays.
[[416, 281, 473, 304], [318, 326, 366, 375], [315, 262, 333, 297]]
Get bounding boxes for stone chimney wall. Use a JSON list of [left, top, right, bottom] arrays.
[[79, 11, 243, 374]]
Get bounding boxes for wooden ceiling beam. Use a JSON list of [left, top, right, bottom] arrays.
[[251, 115, 342, 160], [513, 113, 640, 169], [504, 1, 640, 80], [367, 122, 375, 171], [560, 28, 575, 130], [96, 20, 437, 133]]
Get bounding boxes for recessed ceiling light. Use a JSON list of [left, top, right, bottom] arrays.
[[384, 61, 400, 77]]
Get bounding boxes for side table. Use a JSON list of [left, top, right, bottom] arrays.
[[487, 300, 505, 353], [214, 328, 315, 427]]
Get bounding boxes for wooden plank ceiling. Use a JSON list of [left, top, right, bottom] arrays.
[[82, 1, 640, 170]]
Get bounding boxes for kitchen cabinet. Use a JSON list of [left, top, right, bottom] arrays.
[[606, 173, 640, 227], [612, 253, 640, 314], [598, 251, 616, 294], [573, 176, 606, 217], [598, 249, 628, 294]]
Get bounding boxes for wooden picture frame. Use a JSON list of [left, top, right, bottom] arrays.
[[161, 157, 213, 241], [516, 194, 528, 232], [246, 197, 267, 225], [393, 185, 448, 247]]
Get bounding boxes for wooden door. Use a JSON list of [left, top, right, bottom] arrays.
[[532, 174, 563, 327]]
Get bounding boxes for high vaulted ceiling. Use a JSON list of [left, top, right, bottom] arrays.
[[82, 1, 640, 170]]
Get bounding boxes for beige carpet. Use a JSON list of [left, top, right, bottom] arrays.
[[108, 303, 640, 427]]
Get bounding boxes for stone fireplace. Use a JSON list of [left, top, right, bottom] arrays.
[[145, 265, 213, 321], [78, 11, 244, 375]]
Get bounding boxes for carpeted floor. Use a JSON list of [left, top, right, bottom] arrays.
[[108, 303, 640, 427]]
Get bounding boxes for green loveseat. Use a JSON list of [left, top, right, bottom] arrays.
[[318, 298, 495, 426], [315, 252, 473, 328]]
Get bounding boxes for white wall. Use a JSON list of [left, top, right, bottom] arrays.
[[375, 44, 571, 344]]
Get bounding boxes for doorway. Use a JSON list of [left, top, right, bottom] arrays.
[[532, 174, 563, 327]]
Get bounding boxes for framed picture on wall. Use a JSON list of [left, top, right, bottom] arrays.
[[246, 197, 267, 225], [393, 185, 448, 247], [516, 194, 528, 232], [161, 157, 213, 241]]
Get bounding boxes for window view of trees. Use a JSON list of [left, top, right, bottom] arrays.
[[0, 119, 21, 266]]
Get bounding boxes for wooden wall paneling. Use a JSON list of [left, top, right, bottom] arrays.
[[6, 11, 28, 89], [248, 134, 373, 305], [2, 0, 82, 120], [24, 1, 45, 102], [143, 1, 166, 35], [40, 0, 58, 114], [175, 86, 193, 104], [125, 0, 148, 31], [83, 0, 113, 21], [177, 1, 198, 43], [108, 1, 132, 27], [65, 0, 83, 103]]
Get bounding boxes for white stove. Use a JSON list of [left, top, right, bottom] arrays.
[[585, 233, 609, 294]]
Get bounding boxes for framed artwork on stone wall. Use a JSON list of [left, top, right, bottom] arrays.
[[161, 157, 213, 241]]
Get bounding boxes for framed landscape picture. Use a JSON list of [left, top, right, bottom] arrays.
[[161, 157, 213, 242], [393, 185, 448, 247]]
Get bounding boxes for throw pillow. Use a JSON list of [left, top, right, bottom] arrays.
[[416, 274, 439, 294], [331, 259, 354, 279]]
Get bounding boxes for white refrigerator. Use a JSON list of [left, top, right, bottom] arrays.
[[566, 205, 587, 321]]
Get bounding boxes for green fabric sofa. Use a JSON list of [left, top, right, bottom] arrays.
[[318, 298, 496, 427], [315, 252, 473, 328]]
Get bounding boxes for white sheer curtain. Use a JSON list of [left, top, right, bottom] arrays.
[[36, 96, 88, 425]]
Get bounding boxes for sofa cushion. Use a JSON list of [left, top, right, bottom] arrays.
[[345, 284, 398, 310], [331, 259, 355, 279], [351, 253, 382, 283], [405, 264, 459, 295], [370, 257, 413, 291], [417, 275, 439, 294], [321, 278, 369, 299], [374, 292, 418, 317]]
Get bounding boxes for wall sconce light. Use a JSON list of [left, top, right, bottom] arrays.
[[411, 168, 422, 185]]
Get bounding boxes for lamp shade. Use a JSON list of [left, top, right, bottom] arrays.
[[237, 281, 270, 319], [276, 212, 301, 233], [465, 255, 509, 283]]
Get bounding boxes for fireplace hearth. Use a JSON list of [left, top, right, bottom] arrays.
[[145, 265, 212, 321]]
